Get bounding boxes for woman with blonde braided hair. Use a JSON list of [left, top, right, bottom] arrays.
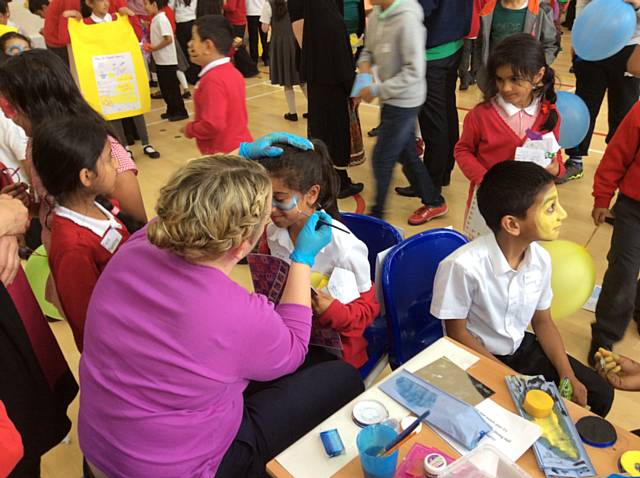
[[78, 153, 364, 478]]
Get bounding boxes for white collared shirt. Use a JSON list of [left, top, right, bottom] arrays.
[[495, 94, 541, 137], [198, 57, 231, 78], [55, 202, 122, 237], [90, 13, 113, 23], [496, 94, 540, 118], [150, 11, 177, 65], [430, 234, 553, 356], [266, 219, 372, 293]]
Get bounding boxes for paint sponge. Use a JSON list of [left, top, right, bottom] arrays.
[[523, 390, 554, 418]]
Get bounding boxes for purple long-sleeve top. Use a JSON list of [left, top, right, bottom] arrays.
[[78, 228, 311, 477]]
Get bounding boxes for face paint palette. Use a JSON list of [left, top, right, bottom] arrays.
[[352, 400, 389, 428], [576, 416, 617, 448]]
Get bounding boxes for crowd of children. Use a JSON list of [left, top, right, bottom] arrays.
[[0, 0, 639, 476]]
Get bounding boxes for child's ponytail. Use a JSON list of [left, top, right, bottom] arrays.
[[538, 65, 558, 133]]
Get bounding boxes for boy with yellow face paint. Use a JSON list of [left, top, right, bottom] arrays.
[[431, 161, 614, 417]]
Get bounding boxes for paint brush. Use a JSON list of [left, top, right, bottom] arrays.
[[298, 210, 351, 234], [378, 410, 430, 457]]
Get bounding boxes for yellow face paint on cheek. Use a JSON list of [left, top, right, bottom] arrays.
[[535, 187, 567, 240]]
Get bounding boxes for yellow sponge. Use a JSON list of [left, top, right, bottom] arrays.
[[523, 390, 554, 418]]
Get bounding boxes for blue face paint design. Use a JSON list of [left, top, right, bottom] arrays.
[[6, 45, 26, 56], [272, 194, 299, 212]]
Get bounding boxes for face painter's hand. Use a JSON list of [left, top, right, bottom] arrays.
[[238, 133, 314, 159], [290, 211, 332, 267]]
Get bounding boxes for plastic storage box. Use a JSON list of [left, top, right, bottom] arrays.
[[439, 445, 533, 478]]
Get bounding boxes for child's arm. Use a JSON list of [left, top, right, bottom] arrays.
[[444, 319, 501, 362], [454, 109, 488, 184], [531, 309, 588, 406], [593, 102, 640, 212], [52, 246, 101, 352], [184, 82, 228, 141], [146, 34, 173, 52], [313, 286, 380, 335]]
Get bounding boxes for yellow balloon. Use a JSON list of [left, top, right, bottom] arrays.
[[541, 240, 596, 320]]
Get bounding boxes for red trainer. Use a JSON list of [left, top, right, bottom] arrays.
[[408, 203, 448, 226]]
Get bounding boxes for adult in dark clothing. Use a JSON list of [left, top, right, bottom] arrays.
[[289, 0, 364, 199], [396, 0, 473, 206]]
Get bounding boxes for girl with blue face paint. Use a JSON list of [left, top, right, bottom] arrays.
[[0, 32, 31, 58], [258, 140, 380, 369]]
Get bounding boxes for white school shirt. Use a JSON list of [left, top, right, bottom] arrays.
[[247, 0, 266, 16], [430, 234, 553, 356], [259, 1, 272, 24], [0, 112, 28, 185], [168, 0, 197, 23], [266, 219, 372, 293], [89, 13, 113, 23], [151, 11, 178, 65]]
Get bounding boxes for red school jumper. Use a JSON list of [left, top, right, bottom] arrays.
[[185, 60, 253, 154], [48, 213, 130, 352], [43, 0, 80, 48], [455, 99, 565, 209], [593, 101, 640, 209]]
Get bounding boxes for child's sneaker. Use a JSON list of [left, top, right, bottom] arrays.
[[408, 202, 448, 225], [556, 159, 584, 184]]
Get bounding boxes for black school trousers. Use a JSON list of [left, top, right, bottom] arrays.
[[246, 15, 269, 64], [215, 360, 363, 478], [418, 48, 463, 193], [156, 64, 187, 118], [496, 333, 614, 418], [567, 45, 640, 158]]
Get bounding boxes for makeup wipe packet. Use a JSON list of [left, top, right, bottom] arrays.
[[379, 369, 492, 450]]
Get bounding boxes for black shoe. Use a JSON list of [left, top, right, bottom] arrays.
[[151, 90, 163, 100], [338, 182, 364, 199], [149, 80, 158, 87], [303, 112, 308, 118], [459, 80, 469, 91], [143, 145, 160, 159], [168, 113, 189, 122], [395, 186, 420, 198], [284, 113, 299, 122], [182, 91, 192, 99], [161, 112, 170, 119], [367, 126, 380, 137]]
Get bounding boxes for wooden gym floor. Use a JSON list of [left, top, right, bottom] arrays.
[[40, 30, 640, 477]]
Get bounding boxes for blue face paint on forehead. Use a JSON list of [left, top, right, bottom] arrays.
[[272, 194, 299, 211], [5, 45, 26, 56]]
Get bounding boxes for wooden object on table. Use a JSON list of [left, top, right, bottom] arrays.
[[267, 338, 640, 478]]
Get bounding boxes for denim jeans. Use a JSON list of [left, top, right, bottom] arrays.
[[592, 194, 640, 347], [371, 104, 442, 217]]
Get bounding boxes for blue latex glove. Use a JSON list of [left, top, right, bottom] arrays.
[[290, 211, 333, 267], [239, 132, 314, 159], [350, 72, 373, 97]]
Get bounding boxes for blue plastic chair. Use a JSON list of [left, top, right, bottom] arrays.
[[340, 213, 403, 380], [381, 228, 468, 369]]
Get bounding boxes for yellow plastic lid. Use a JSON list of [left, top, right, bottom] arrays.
[[619, 450, 640, 476], [523, 390, 554, 418]]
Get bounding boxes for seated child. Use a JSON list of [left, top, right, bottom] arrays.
[[430, 161, 614, 417], [258, 141, 379, 368], [31, 116, 130, 352], [182, 14, 252, 154]]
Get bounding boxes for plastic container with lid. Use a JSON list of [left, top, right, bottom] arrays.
[[438, 444, 533, 478]]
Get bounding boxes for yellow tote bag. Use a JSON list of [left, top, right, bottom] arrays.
[[68, 15, 150, 121]]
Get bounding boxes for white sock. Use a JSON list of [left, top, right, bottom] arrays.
[[284, 86, 296, 115], [176, 70, 188, 91]]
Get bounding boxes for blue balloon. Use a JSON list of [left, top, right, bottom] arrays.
[[556, 91, 590, 149], [572, 0, 636, 61]]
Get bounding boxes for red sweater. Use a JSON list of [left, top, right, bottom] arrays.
[[223, 0, 246, 25], [43, 0, 80, 48], [455, 100, 564, 208], [258, 235, 380, 369], [48, 214, 130, 352], [593, 101, 640, 208], [0, 401, 22, 478], [186, 61, 253, 154]]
